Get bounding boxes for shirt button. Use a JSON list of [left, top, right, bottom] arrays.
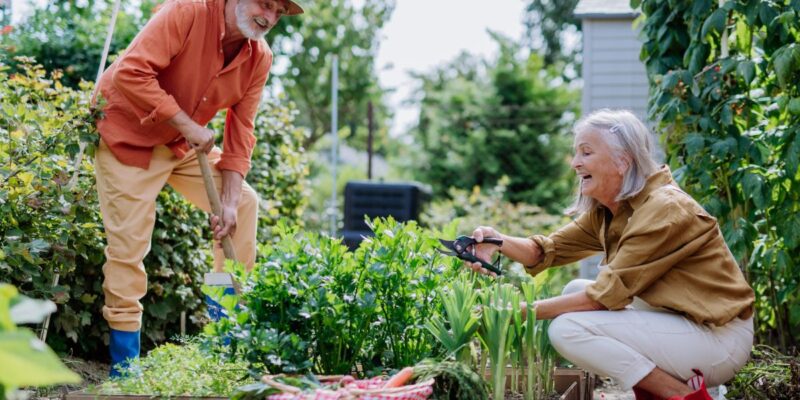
[[203, 97, 207, 102]]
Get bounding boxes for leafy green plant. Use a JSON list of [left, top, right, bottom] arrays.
[[355, 217, 461, 372], [205, 221, 379, 375], [205, 218, 462, 376], [425, 274, 480, 364], [635, 0, 800, 350], [95, 340, 252, 397], [0, 283, 81, 399]]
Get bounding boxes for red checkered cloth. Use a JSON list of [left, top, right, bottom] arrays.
[[265, 376, 434, 400]]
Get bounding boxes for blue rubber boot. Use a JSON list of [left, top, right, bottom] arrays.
[[109, 328, 140, 378]]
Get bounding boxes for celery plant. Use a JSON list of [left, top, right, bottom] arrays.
[[425, 275, 480, 364], [477, 282, 519, 399]]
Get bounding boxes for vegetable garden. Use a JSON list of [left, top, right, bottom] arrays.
[[2, 0, 800, 399]]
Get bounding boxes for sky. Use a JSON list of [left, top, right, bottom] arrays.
[[8, 0, 527, 136]]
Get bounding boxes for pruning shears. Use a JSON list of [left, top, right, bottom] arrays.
[[438, 235, 504, 275]]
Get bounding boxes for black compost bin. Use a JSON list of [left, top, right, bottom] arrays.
[[341, 181, 431, 249]]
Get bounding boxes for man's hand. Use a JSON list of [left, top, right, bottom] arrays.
[[210, 205, 238, 240], [168, 110, 215, 153], [182, 125, 215, 154]]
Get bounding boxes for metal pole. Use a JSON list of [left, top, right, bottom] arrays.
[[329, 55, 339, 236]]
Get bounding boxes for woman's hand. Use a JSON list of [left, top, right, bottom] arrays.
[[466, 226, 504, 277]]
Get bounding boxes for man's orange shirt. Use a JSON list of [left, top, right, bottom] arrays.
[[96, 0, 272, 178]]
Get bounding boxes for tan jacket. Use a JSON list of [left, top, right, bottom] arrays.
[[527, 166, 754, 326]]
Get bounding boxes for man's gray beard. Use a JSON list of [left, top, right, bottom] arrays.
[[235, 2, 271, 39]]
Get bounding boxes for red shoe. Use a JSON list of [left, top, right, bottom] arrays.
[[633, 387, 658, 400], [666, 369, 713, 400]]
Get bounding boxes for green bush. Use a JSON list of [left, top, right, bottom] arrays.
[[635, 0, 800, 349], [95, 340, 253, 397], [0, 59, 309, 359], [205, 218, 464, 376]]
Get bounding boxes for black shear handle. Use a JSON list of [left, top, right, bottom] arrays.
[[475, 237, 503, 246], [460, 252, 503, 275]]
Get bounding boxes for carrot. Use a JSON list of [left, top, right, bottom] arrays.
[[383, 366, 415, 388]]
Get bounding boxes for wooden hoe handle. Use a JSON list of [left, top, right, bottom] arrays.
[[196, 151, 237, 261]]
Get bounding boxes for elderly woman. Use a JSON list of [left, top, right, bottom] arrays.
[[467, 109, 754, 400]]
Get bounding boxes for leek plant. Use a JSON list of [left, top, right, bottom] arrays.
[[477, 282, 519, 399], [510, 301, 525, 393], [522, 280, 556, 399], [426, 275, 481, 364]]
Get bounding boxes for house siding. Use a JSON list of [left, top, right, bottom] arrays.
[[581, 18, 649, 120]]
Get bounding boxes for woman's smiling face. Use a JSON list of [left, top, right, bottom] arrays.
[[570, 129, 626, 210]]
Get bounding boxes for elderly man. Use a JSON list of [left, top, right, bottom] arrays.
[[94, 0, 303, 376]]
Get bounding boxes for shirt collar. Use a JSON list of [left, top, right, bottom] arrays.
[[627, 165, 674, 210]]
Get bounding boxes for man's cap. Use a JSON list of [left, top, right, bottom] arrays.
[[286, 0, 304, 16]]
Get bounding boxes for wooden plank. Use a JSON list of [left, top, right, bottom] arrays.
[[65, 390, 227, 400]]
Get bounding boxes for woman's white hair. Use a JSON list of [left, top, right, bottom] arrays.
[[565, 109, 660, 216]]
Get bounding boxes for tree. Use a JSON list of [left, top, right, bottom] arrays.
[[406, 33, 578, 212], [265, 0, 395, 153], [522, 0, 581, 70]]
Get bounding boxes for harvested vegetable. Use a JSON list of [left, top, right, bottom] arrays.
[[412, 359, 488, 400]]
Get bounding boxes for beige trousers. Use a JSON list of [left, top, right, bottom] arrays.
[[549, 279, 753, 390], [95, 139, 259, 331]]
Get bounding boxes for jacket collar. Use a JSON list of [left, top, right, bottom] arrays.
[[627, 165, 675, 210]]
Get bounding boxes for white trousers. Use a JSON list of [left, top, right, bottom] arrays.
[[548, 279, 753, 390]]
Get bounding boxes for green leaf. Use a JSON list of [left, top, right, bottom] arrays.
[[736, 60, 756, 85], [742, 173, 766, 209], [758, 2, 778, 25], [773, 45, 797, 89], [788, 98, 800, 115], [701, 8, 727, 38], [684, 133, 706, 156], [711, 137, 737, 157], [786, 132, 800, 179], [0, 329, 81, 387]]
